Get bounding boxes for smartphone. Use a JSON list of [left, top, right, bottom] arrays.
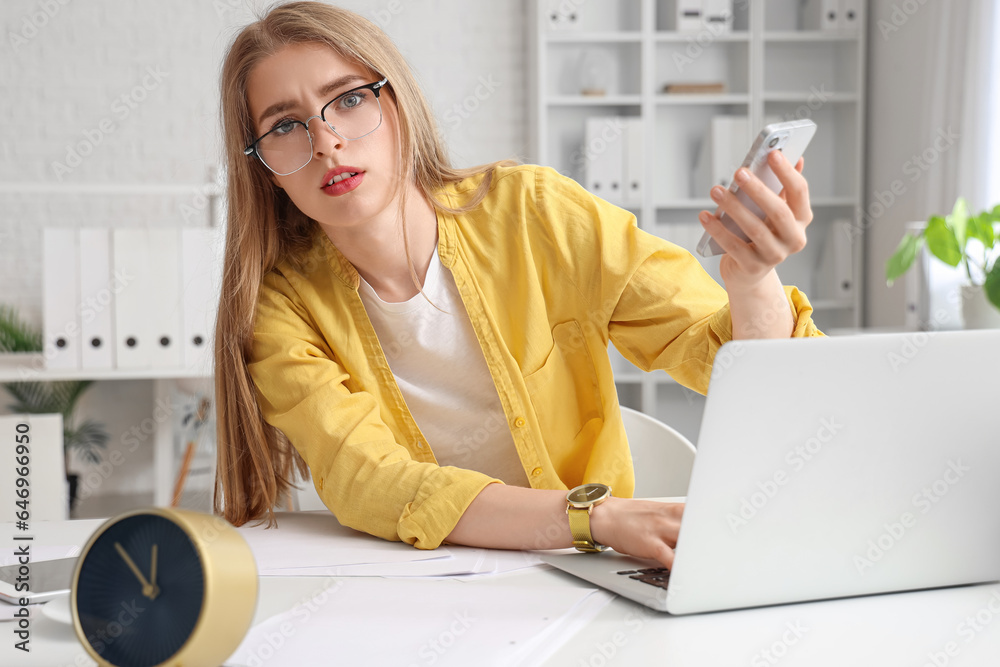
[[696, 119, 817, 257], [0, 557, 77, 604]]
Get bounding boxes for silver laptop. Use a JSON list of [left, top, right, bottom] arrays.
[[541, 330, 1000, 614]]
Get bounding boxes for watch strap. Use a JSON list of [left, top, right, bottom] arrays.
[[567, 505, 607, 552]]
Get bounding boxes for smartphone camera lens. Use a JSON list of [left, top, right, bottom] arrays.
[[768, 136, 780, 148]]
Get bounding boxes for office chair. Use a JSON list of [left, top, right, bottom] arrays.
[[619, 406, 696, 498]]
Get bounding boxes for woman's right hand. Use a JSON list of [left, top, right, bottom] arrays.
[[590, 497, 685, 569]]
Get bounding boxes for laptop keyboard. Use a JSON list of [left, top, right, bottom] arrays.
[[617, 567, 671, 590]]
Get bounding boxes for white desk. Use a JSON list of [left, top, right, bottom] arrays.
[[4, 518, 1000, 667]]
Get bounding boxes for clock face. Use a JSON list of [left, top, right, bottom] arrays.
[[75, 513, 205, 667]]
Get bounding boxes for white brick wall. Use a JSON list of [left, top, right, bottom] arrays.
[[0, 0, 528, 497], [1, 0, 527, 323]]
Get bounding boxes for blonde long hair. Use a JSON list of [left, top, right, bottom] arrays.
[[213, 1, 517, 527]]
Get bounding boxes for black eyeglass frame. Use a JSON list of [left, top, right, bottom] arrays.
[[243, 77, 389, 176]]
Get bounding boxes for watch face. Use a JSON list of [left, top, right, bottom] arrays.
[[567, 483, 610, 504], [75, 513, 205, 667]]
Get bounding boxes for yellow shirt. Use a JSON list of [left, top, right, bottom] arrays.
[[248, 164, 823, 549]]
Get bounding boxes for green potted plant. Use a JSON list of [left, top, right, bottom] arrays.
[[0, 305, 109, 511], [886, 198, 1000, 329]]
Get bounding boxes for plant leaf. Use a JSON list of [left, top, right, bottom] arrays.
[[885, 233, 925, 285], [57, 381, 93, 417], [947, 197, 969, 252], [4, 380, 95, 423], [0, 305, 43, 353], [66, 419, 109, 463], [925, 216, 962, 267], [986, 261, 1000, 312], [966, 213, 995, 249], [4, 381, 62, 414]]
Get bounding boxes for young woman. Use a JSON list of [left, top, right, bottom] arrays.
[[213, 1, 822, 570]]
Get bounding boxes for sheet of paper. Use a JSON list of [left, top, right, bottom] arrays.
[[262, 549, 488, 577], [507, 587, 616, 665], [262, 545, 546, 578], [225, 578, 612, 667], [237, 511, 450, 570], [439, 549, 548, 581]]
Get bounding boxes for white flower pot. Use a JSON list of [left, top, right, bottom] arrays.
[[960, 285, 1000, 329]]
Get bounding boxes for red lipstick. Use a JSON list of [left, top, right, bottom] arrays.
[[320, 166, 364, 196]]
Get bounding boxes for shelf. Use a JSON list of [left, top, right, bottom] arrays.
[[655, 94, 750, 106], [764, 31, 861, 42], [547, 95, 643, 106], [0, 183, 223, 196], [810, 299, 856, 311], [763, 92, 859, 104], [654, 31, 750, 43], [655, 196, 858, 211], [811, 196, 859, 207], [0, 355, 212, 382], [657, 198, 716, 210], [546, 31, 642, 43]]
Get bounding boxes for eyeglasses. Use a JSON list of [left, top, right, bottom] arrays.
[[244, 77, 388, 176]]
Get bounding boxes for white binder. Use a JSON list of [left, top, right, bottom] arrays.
[[801, 0, 839, 30], [839, 0, 863, 30], [712, 115, 747, 189], [542, 0, 582, 32], [147, 229, 182, 369], [112, 229, 152, 369], [694, 114, 784, 195], [181, 227, 224, 374], [622, 118, 644, 208], [814, 219, 855, 300], [693, 115, 746, 195], [584, 116, 625, 206], [42, 228, 80, 370], [666, 0, 704, 32], [702, 0, 733, 33], [78, 228, 115, 370]]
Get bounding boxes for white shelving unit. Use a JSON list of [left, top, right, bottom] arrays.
[[0, 178, 224, 509], [0, 358, 210, 508], [530, 0, 867, 435]]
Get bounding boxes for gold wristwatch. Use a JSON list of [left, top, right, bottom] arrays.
[[566, 483, 612, 552]]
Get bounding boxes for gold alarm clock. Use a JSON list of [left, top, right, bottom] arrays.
[[70, 507, 258, 667]]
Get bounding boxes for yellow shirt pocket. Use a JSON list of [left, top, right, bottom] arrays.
[[522, 320, 605, 463]]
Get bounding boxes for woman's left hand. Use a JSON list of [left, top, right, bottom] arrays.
[[699, 150, 813, 290]]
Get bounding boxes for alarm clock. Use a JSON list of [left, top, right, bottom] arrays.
[[70, 507, 258, 667]]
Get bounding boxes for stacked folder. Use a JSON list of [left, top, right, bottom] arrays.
[[42, 227, 224, 374], [664, 0, 735, 32], [802, 0, 864, 31], [583, 116, 644, 209]]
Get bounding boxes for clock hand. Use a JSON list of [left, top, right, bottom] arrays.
[[115, 542, 151, 588], [149, 544, 159, 599], [114, 542, 158, 600]]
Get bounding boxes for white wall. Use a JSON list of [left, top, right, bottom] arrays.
[[0, 0, 528, 498]]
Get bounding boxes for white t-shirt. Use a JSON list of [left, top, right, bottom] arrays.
[[357, 250, 531, 487]]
